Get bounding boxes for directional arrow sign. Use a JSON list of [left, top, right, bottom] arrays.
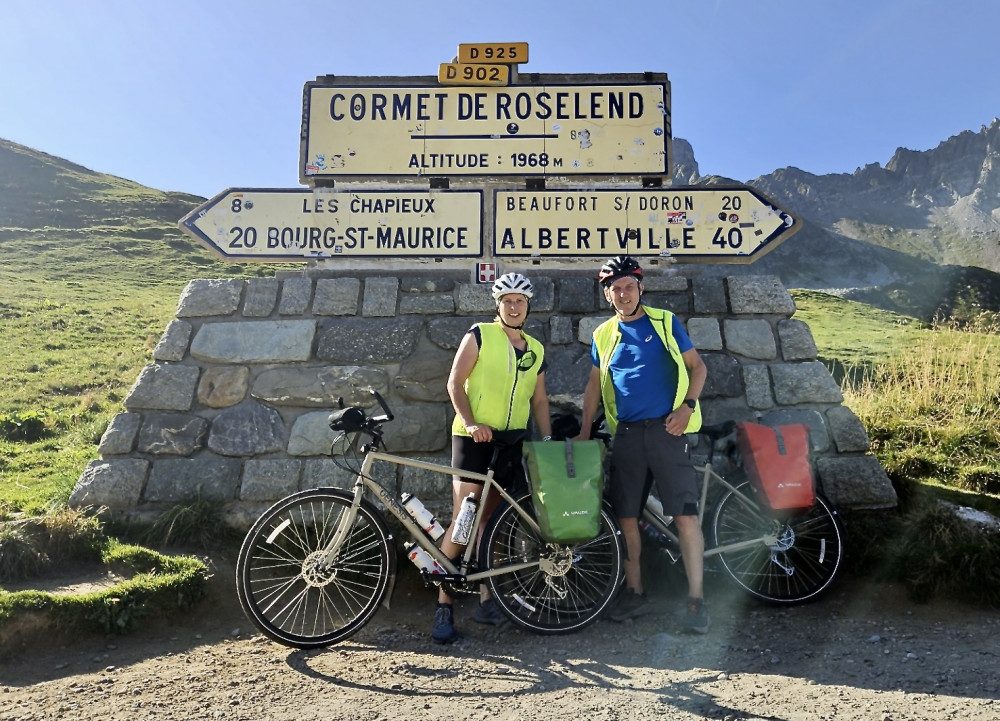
[[179, 188, 483, 261], [493, 185, 799, 263]]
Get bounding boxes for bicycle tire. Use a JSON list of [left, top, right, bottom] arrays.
[[478, 495, 623, 634], [711, 482, 844, 604], [236, 488, 395, 648]]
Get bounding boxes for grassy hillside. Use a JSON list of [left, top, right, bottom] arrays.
[[793, 290, 1000, 504], [0, 140, 277, 511]]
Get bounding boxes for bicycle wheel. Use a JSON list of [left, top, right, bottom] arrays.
[[479, 495, 623, 634], [236, 488, 395, 648], [711, 482, 844, 604]]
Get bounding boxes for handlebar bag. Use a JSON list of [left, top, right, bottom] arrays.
[[523, 439, 605, 544], [735, 421, 816, 516]]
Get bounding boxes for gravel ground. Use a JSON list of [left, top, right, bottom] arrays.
[[2, 550, 998, 721]]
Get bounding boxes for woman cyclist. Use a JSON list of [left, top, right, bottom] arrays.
[[432, 272, 553, 644]]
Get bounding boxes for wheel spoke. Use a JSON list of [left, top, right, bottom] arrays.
[[480, 497, 623, 633], [712, 483, 843, 604], [236, 489, 394, 648]]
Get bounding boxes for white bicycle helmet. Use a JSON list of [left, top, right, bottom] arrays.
[[491, 272, 534, 301]]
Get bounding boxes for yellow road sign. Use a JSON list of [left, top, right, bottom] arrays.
[[179, 188, 483, 262], [438, 62, 510, 86], [457, 42, 528, 64], [493, 186, 799, 263], [300, 75, 670, 179]]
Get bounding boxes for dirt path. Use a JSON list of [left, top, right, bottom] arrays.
[[2, 550, 998, 721]]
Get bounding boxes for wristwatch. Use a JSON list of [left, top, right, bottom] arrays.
[[683, 398, 697, 410]]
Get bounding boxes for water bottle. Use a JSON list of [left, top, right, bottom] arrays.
[[450, 493, 478, 545], [405, 542, 445, 575], [401, 493, 445, 541], [639, 519, 670, 546]]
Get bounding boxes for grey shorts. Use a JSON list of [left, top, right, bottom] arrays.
[[609, 417, 698, 519]]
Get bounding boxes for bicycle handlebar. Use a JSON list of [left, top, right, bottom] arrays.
[[327, 390, 394, 434]]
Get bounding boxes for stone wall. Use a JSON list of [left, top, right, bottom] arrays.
[[69, 271, 897, 529]]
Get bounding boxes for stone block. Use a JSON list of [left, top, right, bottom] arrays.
[[198, 365, 250, 408], [70, 459, 149, 510], [316, 317, 424, 363], [243, 278, 280, 317], [427, 316, 492, 350], [98, 413, 142, 456], [456, 283, 495, 314], [401, 278, 456, 292], [702, 353, 742, 398], [558, 278, 596, 313], [692, 277, 728, 313], [687, 317, 723, 351], [240, 459, 301, 501], [817, 456, 897, 510], [727, 276, 795, 315], [724, 319, 777, 359], [362, 277, 399, 317], [278, 276, 313, 315], [152, 320, 192, 362], [393, 350, 452, 402], [742, 365, 773, 410], [826, 405, 872, 452], [382, 403, 450, 453], [191, 320, 316, 363], [124, 363, 200, 411], [137, 413, 209, 455], [145, 457, 242, 502], [771, 362, 844, 404], [288, 411, 338, 456], [207, 401, 285, 456], [253, 366, 389, 407], [314, 278, 360, 315], [399, 294, 455, 314], [176, 279, 243, 317], [548, 315, 574, 345], [778, 319, 819, 360]]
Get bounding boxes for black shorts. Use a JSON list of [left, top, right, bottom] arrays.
[[609, 418, 698, 519], [451, 433, 529, 497]]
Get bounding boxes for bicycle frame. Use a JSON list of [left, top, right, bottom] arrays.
[[640, 461, 780, 561], [320, 444, 546, 585]]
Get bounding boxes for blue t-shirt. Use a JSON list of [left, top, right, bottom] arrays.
[[590, 313, 694, 422]]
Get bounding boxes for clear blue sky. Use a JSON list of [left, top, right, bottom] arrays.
[[2, 0, 997, 199]]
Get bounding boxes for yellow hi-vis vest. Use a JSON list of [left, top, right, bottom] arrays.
[[592, 306, 702, 435], [451, 322, 545, 436]]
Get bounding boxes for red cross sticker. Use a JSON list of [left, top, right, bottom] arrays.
[[477, 263, 497, 284]]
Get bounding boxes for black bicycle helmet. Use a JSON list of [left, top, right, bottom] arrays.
[[598, 255, 643, 287]]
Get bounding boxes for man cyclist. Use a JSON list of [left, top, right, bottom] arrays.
[[578, 255, 710, 633]]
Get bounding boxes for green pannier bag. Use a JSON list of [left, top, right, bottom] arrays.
[[522, 439, 605, 544]]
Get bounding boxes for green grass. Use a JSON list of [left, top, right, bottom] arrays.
[[1, 152, 999, 608], [792, 289, 1000, 513]]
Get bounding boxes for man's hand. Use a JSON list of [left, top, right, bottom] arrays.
[[665, 406, 693, 435]]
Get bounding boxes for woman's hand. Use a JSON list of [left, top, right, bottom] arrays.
[[465, 423, 494, 443]]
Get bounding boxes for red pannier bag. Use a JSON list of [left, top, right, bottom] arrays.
[[735, 422, 816, 516]]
